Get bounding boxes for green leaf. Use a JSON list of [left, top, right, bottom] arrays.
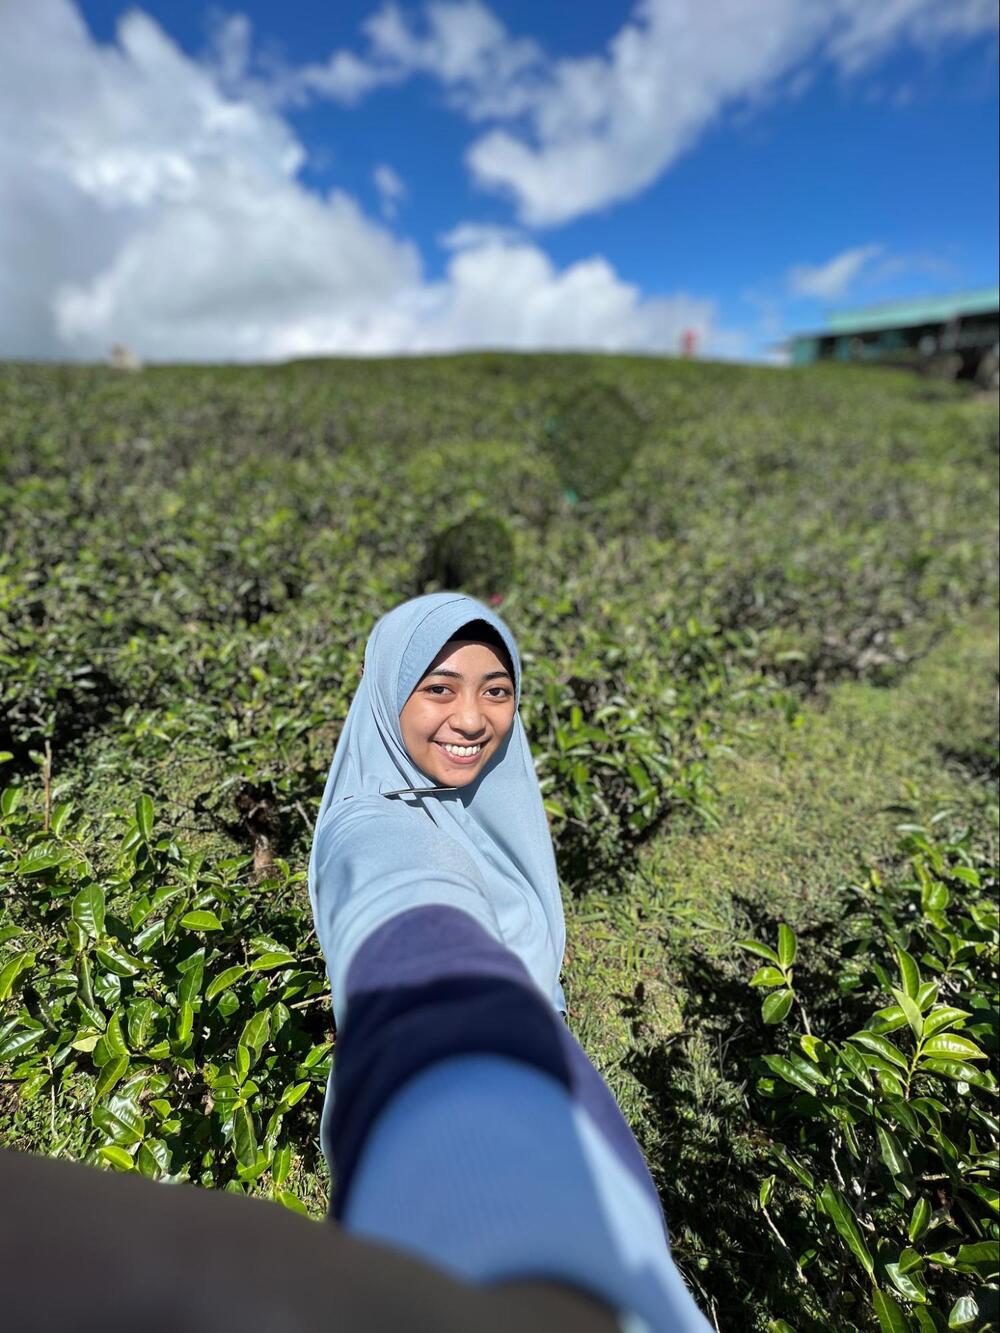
[[135, 795, 155, 842], [0, 1023, 45, 1063], [279, 1081, 310, 1110], [133, 919, 164, 952], [873, 1289, 909, 1333], [232, 1104, 257, 1166], [275, 1190, 309, 1217], [0, 951, 35, 1002], [848, 1030, 909, 1070], [762, 1054, 827, 1094], [890, 986, 924, 1041], [912, 1310, 943, 1333], [239, 1010, 270, 1054], [205, 965, 247, 1001], [736, 939, 781, 965], [921, 1034, 987, 1062], [235, 1043, 251, 1083], [769, 1144, 815, 1191], [839, 1043, 875, 1089], [799, 1034, 833, 1064], [761, 989, 794, 1025], [272, 1142, 293, 1188], [886, 1259, 928, 1303], [896, 947, 921, 1000], [103, 1012, 129, 1059], [98, 1145, 135, 1172], [867, 1005, 909, 1035], [953, 1241, 999, 1279], [947, 1297, 978, 1328], [179, 911, 223, 932], [908, 1196, 932, 1242], [818, 1184, 874, 1278], [71, 884, 106, 940], [248, 951, 297, 971], [95, 1054, 129, 1098], [93, 1100, 145, 1147], [126, 999, 155, 1050], [17, 846, 68, 875], [876, 1123, 909, 1178], [136, 1139, 172, 1179], [777, 924, 796, 968], [920, 1058, 996, 1091], [94, 945, 143, 977], [898, 1248, 925, 1275], [923, 1006, 972, 1038], [175, 1001, 194, 1045], [759, 1175, 776, 1207], [750, 966, 786, 989]]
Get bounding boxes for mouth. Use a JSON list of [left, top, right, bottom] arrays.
[[435, 740, 486, 765]]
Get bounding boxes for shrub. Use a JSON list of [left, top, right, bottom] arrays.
[[738, 812, 999, 1331], [0, 784, 331, 1209]]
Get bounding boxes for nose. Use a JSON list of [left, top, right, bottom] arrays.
[[448, 693, 487, 739]]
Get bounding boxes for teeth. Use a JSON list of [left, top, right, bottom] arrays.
[[441, 743, 483, 756]]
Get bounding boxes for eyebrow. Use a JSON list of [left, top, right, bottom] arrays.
[[424, 668, 513, 682]]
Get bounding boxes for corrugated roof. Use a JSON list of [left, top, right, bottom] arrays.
[[826, 286, 999, 334]]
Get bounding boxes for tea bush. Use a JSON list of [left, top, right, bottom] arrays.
[[0, 784, 329, 1204], [1, 353, 997, 1318]]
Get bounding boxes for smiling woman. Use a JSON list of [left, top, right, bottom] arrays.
[[399, 626, 517, 787], [306, 592, 711, 1332]]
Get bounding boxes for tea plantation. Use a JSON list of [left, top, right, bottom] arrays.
[[1, 354, 997, 1331]]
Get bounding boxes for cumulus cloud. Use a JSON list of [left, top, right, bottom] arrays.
[[0, 1, 735, 362], [461, 0, 998, 225], [787, 245, 884, 301], [267, 0, 996, 228]]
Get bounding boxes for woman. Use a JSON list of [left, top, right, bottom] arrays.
[[309, 592, 710, 1332]]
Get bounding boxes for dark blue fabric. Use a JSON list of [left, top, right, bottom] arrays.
[[328, 910, 572, 1219], [327, 904, 667, 1239]]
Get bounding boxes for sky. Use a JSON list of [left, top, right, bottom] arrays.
[[1, 0, 997, 363]]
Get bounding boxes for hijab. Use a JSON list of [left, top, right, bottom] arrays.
[[307, 592, 568, 1022]]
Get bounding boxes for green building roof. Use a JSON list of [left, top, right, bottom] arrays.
[[825, 286, 999, 335]]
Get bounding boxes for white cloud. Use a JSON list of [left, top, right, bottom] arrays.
[[827, 0, 999, 75], [438, 221, 525, 249], [268, 0, 996, 228], [461, 0, 998, 225], [787, 245, 884, 301], [364, 0, 542, 98], [0, 1, 740, 362], [373, 163, 407, 219]]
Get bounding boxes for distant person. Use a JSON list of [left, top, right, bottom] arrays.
[[308, 592, 711, 1331]]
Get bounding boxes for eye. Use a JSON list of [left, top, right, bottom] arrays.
[[425, 684, 451, 695], [486, 686, 512, 698]]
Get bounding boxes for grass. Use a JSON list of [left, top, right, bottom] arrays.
[[564, 613, 998, 1188]]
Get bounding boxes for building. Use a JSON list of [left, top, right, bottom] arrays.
[[786, 286, 999, 386]]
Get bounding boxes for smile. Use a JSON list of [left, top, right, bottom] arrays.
[[436, 741, 485, 759]]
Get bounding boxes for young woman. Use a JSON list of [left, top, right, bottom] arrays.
[[309, 592, 710, 1333]]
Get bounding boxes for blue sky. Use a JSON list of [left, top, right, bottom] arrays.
[[2, 1, 997, 361]]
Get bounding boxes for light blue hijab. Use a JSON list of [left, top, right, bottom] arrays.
[[307, 592, 568, 1025]]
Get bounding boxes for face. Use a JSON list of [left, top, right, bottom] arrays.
[[399, 638, 517, 787]]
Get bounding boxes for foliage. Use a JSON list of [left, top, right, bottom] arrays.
[[0, 353, 996, 1309], [736, 811, 999, 1331], [540, 379, 647, 501], [0, 784, 329, 1209]]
